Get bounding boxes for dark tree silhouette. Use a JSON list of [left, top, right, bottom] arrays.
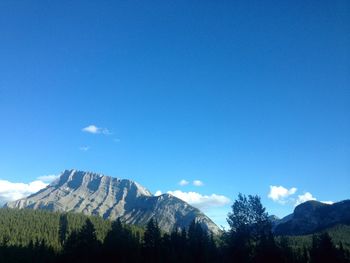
[[310, 232, 348, 263], [143, 218, 161, 263], [226, 193, 273, 263], [103, 218, 140, 262], [62, 218, 101, 262]]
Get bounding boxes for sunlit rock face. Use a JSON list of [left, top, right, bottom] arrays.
[[5, 169, 221, 234]]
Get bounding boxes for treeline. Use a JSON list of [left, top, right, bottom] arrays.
[[0, 195, 350, 263], [0, 208, 113, 250]]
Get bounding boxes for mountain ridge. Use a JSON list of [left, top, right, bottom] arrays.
[[273, 199, 350, 235], [5, 169, 221, 234]]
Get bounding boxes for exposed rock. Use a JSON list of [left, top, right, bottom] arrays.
[[5, 169, 221, 234], [274, 200, 350, 235]]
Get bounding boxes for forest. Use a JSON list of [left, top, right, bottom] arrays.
[[0, 194, 349, 263]]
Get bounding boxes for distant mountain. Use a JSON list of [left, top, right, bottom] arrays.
[[5, 169, 220, 234], [273, 200, 350, 235]]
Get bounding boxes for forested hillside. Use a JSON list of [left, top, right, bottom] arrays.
[[1, 195, 350, 263], [280, 224, 350, 251], [0, 208, 113, 250]]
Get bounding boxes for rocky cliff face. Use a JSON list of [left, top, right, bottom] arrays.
[[5, 169, 221, 234], [274, 200, 350, 235]]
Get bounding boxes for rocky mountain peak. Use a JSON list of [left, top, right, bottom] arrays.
[[5, 169, 220, 235], [51, 169, 152, 197]]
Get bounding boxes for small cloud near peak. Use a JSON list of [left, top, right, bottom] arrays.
[[268, 185, 297, 204], [193, 180, 204, 187], [179, 179, 189, 186], [295, 192, 316, 206], [167, 190, 230, 211], [154, 190, 162, 196], [321, 201, 334, 205], [82, 125, 111, 135]]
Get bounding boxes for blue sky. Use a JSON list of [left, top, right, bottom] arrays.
[[0, 1, 349, 227]]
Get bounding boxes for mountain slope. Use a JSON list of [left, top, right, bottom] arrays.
[[5, 169, 220, 234], [274, 200, 350, 235]]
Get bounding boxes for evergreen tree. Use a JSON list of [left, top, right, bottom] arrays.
[[143, 218, 161, 263], [58, 213, 68, 247], [309, 232, 349, 263], [103, 218, 140, 263], [62, 218, 101, 262]]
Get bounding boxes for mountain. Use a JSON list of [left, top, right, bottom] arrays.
[[5, 169, 221, 234], [273, 200, 350, 235]]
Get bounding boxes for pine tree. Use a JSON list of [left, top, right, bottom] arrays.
[[143, 218, 161, 263]]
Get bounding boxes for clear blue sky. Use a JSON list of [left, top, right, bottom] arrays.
[[0, 0, 349, 227]]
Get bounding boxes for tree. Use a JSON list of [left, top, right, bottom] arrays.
[[188, 220, 206, 263], [58, 213, 68, 246], [63, 218, 101, 262], [226, 193, 271, 263], [309, 232, 348, 263], [103, 218, 140, 263], [143, 218, 161, 263], [227, 193, 270, 238]]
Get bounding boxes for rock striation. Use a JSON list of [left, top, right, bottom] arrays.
[[5, 169, 221, 234]]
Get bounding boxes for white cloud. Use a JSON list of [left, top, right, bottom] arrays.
[[167, 190, 230, 211], [268, 185, 297, 204], [154, 190, 162, 196], [82, 125, 111, 135], [295, 192, 316, 206], [0, 180, 48, 204], [193, 180, 204, 187], [82, 125, 99, 134], [37, 174, 59, 183], [321, 201, 334, 205], [179, 179, 189, 186], [79, 146, 90, 151]]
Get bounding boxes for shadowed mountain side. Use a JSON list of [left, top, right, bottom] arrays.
[[273, 200, 350, 235]]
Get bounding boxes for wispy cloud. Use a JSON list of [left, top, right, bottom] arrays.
[[179, 179, 189, 186], [167, 190, 230, 211], [0, 180, 48, 204], [82, 125, 111, 135], [268, 185, 297, 204], [79, 146, 90, 151], [37, 174, 59, 183], [193, 180, 204, 187]]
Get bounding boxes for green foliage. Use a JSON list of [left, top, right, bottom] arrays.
[[227, 193, 270, 239], [0, 198, 350, 263], [0, 208, 111, 251], [103, 218, 141, 262], [280, 225, 350, 251], [226, 193, 272, 263], [62, 219, 102, 262], [225, 194, 350, 263]]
